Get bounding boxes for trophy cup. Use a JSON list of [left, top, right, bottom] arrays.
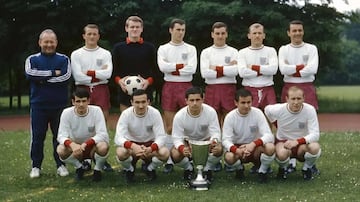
[[188, 139, 211, 190]]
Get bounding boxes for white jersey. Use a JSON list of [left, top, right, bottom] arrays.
[[71, 46, 113, 86], [157, 41, 197, 82], [172, 104, 221, 149], [57, 105, 109, 145], [238, 45, 278, 87], [222, 107, 274, 152], [264, 103, 319, 143], [200, 45, 239, 84], [278, 42, 318, 83], [114, 106, 166, 147]]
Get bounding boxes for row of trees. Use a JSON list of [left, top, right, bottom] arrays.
[[1, 0, 359, 109]]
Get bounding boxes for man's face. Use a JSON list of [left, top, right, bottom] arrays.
[[125, 20, 143, 39], [286, 89, 304, 112], [38, 33, 57, 55], [170, 23, 185, 44], [235, 96, 252, 115], [131, 94, 149, 116], [72, 96, 90, 115], [287, 24, 304, 45], [83, 27, 100, 47], [211, 27, 227, 47], [186, 94, 203, 115], [248, 26, 265, 48]]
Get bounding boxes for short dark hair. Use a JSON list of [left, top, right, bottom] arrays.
[[288, 20, 303, 30], [235, 88, 252, 102], [131, 89, 148, 100], [170, 18, 185, 29], [83, 24, 99, 34], [212, 22, 227, 32], [185, 86, 203, 99], [72, 87, 90, 99]]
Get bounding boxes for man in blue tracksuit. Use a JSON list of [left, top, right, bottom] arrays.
[[25, 29, 71, 178]]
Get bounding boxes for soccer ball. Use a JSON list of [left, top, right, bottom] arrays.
[[124, 76, 142, 95]]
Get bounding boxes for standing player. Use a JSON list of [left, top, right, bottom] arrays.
[[157, 18, 197, 173], [171, 87, 222, 182], [112, 16, 157, 112], [264, 86, 321, 180], [114, 89, 169, 183], [278, 20, 319, 173], [238, 23, 278, 111], [71, 24, 113, 171], [222, 88, 275, 183], [200, 22, 239, 128], [57, 88, 110, 181], [25, 29, 71, 178]]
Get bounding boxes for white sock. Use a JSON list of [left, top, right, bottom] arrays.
[[259, 153, 275, 173], [177, 157, 193, 171], [94, 153, 108, 171], [204, 154, 221, 171], [303, 149, 321, 170], [225, 159, 243, 170], [147, 156, 163, 171], [62, 155, 82, 169], [276, 157, 290, 169], [118, 156, 134, 172], [289, 158, 297, 167]]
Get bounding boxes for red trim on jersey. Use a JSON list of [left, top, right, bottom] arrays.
[[147, 77, 154, 85], [178, 145, 185, 153], [176, 63, 184, 70], [230, 145, 237, 153], [297, 137, 306, 145], [171, 71, 180, 75], [126, 37, 144, 44], [86, 70, 95, 77], [251, 65, 262, 76], [150, 143, 159, 152], [85, 138, 95, 148], [253, 138, 263, 147], [124, 141, 133, 149], [215, 66, 224, 78], [114, 76, 121, 85], [64, 139, 72, 147]]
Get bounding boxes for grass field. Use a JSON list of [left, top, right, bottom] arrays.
[[0, 130, 359, 201], [316, 85, 360, 100]]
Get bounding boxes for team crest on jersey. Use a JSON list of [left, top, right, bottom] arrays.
[[146, 125, 153, 133], [200, 124, 209, 132], [182, 53, 188, 61], [250, 125, 259, 133], [96, 59, 103, 66], [302, 55, 309, 63], [260, 57, 267, 65], [88, 126, 95, 133], [225, 56, 231, 64], [298, 122, 306, 129]]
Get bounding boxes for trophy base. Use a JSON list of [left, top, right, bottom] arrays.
[[190, 180, 209, 191]]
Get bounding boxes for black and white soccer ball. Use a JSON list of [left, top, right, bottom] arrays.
[[124, 76, 142, 95]]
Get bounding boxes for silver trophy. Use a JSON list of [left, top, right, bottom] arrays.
[[188, 139, 211, 190]]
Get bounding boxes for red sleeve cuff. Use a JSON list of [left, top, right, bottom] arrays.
[[297, 137, 306, 145], [296, 64, 305, 71], [115, 76, 121, 84], [86, 70, 96, 77], [147, 77, 154, 85], [171, 71, 180, 76], [178, 145, 185, 153], [215, 66, 224, 78], [150, 143, 159, 152], [124, 141, 133, 149], [85, 138, 95, 148], [253, 139, 263, 147], [64, 139, 72, 147], [230, 145, 237, 153], [176, 63, 184, 70]]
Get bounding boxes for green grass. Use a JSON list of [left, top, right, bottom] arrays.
[[1, 130, 359, 201]]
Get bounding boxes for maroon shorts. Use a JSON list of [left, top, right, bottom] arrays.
[[281, 82, 318, 110], [77, 84, 111, 111], [275, 139, 302, 160], [161, 81, 192, 111], [244, 86, 276, 110], [204, 84, 236, 112]]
